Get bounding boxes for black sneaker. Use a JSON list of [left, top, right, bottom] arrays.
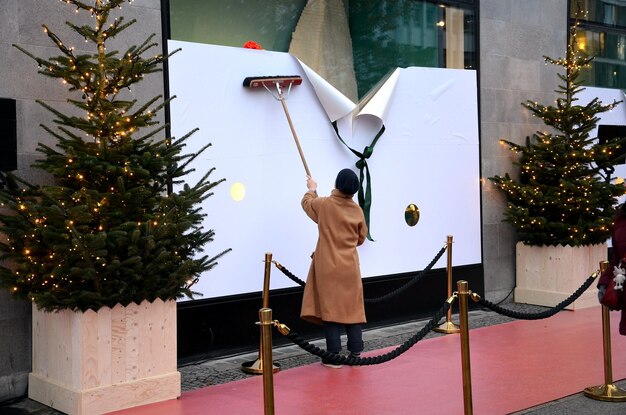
[[321, 355, 343, 369]]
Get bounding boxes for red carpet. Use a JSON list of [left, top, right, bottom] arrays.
[[109, 306, 626, 415]]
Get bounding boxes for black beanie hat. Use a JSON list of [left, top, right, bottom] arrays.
[[335, 168, 359, 195]]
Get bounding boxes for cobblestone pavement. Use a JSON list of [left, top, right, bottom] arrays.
[[3, 303, 626, 414]]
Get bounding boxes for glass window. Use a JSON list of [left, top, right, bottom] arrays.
[[571, 0, 626, 28], [570, 0, 626, 90], [168, 0, 307, 51], [348, 2, 476, 96], [167, 0, 476, 99]]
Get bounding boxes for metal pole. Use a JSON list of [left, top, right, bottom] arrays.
[[458, 280, 474, 415], [242, 253, 280, 374], [601, 261, 614, 387], [583, 260, 626, 401], [262, 252, 272, 309], [260, 308, 275, 415], [435, 235, 460, 334]]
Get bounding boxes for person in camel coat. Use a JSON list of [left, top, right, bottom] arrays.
[[300, 168, 368, 368], [598, 202, 626, 334]]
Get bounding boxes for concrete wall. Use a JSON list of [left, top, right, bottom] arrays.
[[0, 0, 163, 402], [479, 0, 568, 302]]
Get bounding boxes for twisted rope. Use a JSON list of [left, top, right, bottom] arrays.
[[273, 244, 447, 304], [364, 244, 447, 304], [476, 273, 598, 320], [273, 262, 306, 287], [283, 300, 451, 366]]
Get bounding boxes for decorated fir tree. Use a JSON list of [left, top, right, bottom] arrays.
[[0, 0, 229, 311], [489, 23, 625, 247]]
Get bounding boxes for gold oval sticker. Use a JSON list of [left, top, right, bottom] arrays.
[[405, 204, 420, 227]]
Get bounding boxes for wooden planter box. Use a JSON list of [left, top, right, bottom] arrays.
[[514, 242, 606, 310], [28, 299, 180, 415]]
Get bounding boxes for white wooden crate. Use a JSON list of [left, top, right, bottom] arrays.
[[514, 242, 606, 310], [29, 299, 180, 415]]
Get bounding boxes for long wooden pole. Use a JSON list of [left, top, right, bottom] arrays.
[[278, 94, 311, 177]]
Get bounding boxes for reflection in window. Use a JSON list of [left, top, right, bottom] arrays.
[[571, 0, 626, 28], [577, 28, 626, 89], [347, 1, 475, 96], [167, 0, 476, 99], [570, 1, 626, 90]]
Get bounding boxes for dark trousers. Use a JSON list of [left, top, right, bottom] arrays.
[[323, 321, 364, 354]]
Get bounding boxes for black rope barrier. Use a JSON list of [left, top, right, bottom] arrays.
[[273, 262, 306, 287], [476, 272, 598, 320], [364, 244, 447, 304], [282, 300, 451, 366], [273, 244, 448, 304]]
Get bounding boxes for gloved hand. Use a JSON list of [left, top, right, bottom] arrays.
[[598, 284, 607, 303]]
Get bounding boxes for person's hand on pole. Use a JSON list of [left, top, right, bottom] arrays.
[[306, 176, 317, 192]]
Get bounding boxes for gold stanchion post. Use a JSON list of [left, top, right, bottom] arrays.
[[259, 308, 276, 415], [435, 235, 460, 334], [242, 253, 281, 374], [583, 260, 626, 401], [457, 280, 474, 415]]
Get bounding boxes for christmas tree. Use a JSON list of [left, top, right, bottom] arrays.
[[0, 0, 229, 311], [489, 22, 625, 247]]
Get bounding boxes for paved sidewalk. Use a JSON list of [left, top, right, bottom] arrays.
[[2, 304, 626, 414]]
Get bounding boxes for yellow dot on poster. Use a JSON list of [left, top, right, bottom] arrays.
[[230, 182, 246, 201], [616, 177, 624, 185]]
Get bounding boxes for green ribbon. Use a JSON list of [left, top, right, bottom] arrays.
[[331, 121, 385, 241]]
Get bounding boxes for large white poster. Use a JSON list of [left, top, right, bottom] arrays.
[[167, 40, 481, 299]]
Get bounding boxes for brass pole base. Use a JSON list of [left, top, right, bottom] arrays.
[[584, 384, 626, 402], [433, 321, 461, 334], [241, 358, 281, 375]]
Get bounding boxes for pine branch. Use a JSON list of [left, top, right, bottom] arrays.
[[0, 0, 229, 310]]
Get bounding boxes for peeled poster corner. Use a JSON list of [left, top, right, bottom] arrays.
[[295, 57, 356, 122]]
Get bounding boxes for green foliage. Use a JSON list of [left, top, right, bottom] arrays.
[[489, 24, 625, 247], [0, 0, 230, 311]]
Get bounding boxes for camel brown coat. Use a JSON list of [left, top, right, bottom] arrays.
[[300, 189, 368, 325]]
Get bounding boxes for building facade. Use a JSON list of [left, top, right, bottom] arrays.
[[0, 0, 591, 403]]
